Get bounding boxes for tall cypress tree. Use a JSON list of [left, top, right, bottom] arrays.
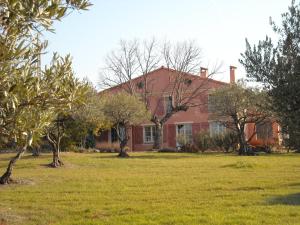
[[240, 0, 300, 151]]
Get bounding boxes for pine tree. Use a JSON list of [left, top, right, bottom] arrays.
[[240, 0, 300, 151]]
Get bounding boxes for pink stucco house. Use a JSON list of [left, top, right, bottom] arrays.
[[97, 66, 281, 151]]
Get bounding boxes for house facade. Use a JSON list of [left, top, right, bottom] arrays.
[[98, 66, 281, 151]]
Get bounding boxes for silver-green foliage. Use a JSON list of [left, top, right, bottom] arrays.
[[0, 0, 91, 183]]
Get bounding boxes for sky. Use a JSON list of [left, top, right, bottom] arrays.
[[43, 0, 292, 86]]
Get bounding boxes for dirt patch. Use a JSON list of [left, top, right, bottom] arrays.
[[221, 161, 257, 169], [0, 178, 35, 188], [39, 162, 78, 169], [0, 210, 25, 225]]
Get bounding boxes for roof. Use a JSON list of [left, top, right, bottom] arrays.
[[99, 66, 228, 93]]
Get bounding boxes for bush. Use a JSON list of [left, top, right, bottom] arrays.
[[95, 142, 120, 153], [158, 147, 178, 153], [85, 130, 96, 149], [222, 131, 239, 152], [211, 134, 224, 151], [194, 131, 212, 152], [70, 146, 99, 153], [176, 134, 189, 147], [180, 143, 199, 153], [193, 131, 239, 153], [211, 131, 239, 153], [176, 134, 199, 153]]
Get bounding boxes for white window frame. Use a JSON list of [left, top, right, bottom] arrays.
[[209, 121, 225, 136], [176, 123, 193, 147], [143, 125, 156, 144]]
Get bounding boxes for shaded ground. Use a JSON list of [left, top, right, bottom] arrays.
[[268, 193, 300, 205], [0, 152, 299, 225]]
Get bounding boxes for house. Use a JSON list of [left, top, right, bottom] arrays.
[[97, 66, 281, 151]]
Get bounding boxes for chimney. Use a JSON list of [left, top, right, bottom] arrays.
[[230, 66, 237, 83], [200, 67, 208, 78]]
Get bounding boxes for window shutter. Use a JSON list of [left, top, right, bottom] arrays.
[[167, 124, 176, 148], [163, 124, 168, 143], [133, 126, 143, 144], [98, 130, 108, 142]]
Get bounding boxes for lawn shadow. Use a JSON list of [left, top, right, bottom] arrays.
[[267, 193, 300, 205], [287, 182, 300, 187], [0, 157, 12, 162], [22, 155, 50, 160], [96, 153, 199, 160], [130, 154, 199, 159], [0, 154, 50, 162]]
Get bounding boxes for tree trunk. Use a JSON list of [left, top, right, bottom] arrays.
[[153, 122, 162, 150], [0, 146, 26, 184], [117, 124, 129, 157], [238, 131, 249, 155], [231, 116, 250, 156], [49, 142, 64, 167], [118, 139, 129, 157], [47, 131, 64, 167], [0, 133, 32, 185]]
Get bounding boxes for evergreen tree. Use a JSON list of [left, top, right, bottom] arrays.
[[240, 0, 300, 151]]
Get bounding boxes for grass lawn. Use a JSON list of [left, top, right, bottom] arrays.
[[0, 152, 300, 225]]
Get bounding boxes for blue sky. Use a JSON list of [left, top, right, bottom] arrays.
[[43, 0, 291, 85]]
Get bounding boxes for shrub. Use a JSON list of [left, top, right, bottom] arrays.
[[85, 130, 96, 149], [193, 131, 239, 153], [194, 131, 212, 152], [158, 147, 178, 153], [180, 143, 199, 153], [211, 131, 239, 153], [211, 134, 224, 151], [176, 134, 199, 153], [176, 134, 188, 147], [95, 142, 120, 153], [222, 131, 239, 152]]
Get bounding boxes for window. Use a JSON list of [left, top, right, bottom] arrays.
[[164, 96, 173, 113], [208, 94, 215, 113], [143, 126, 156, 143], [111, 128, 118, 142], [176, 123, 193, 145], [256, 121, 272, 139], [209, 122, 225, 136]]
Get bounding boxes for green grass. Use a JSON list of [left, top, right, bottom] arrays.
[[0, 152, 300, 225]]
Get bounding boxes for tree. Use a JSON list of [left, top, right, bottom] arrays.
[[0, 0, 91, 184], [209, 82, 271, 155], [100, 92, 150, 157], [59, 88, 108, 151], [101, 39, 220, 149], [240, 0, 300, 151], [44, 57, 89, 168]]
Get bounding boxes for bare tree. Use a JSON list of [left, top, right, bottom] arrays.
[[101, 40, 139, 94], [150, 41, 221, 149]]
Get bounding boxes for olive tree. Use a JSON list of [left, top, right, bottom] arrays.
[[100, 92, 150, 157], [44, 56, 89, 168], [209, 82, 271, 155], [0, 0, 91, 184], [53, 88, 108, 154]]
